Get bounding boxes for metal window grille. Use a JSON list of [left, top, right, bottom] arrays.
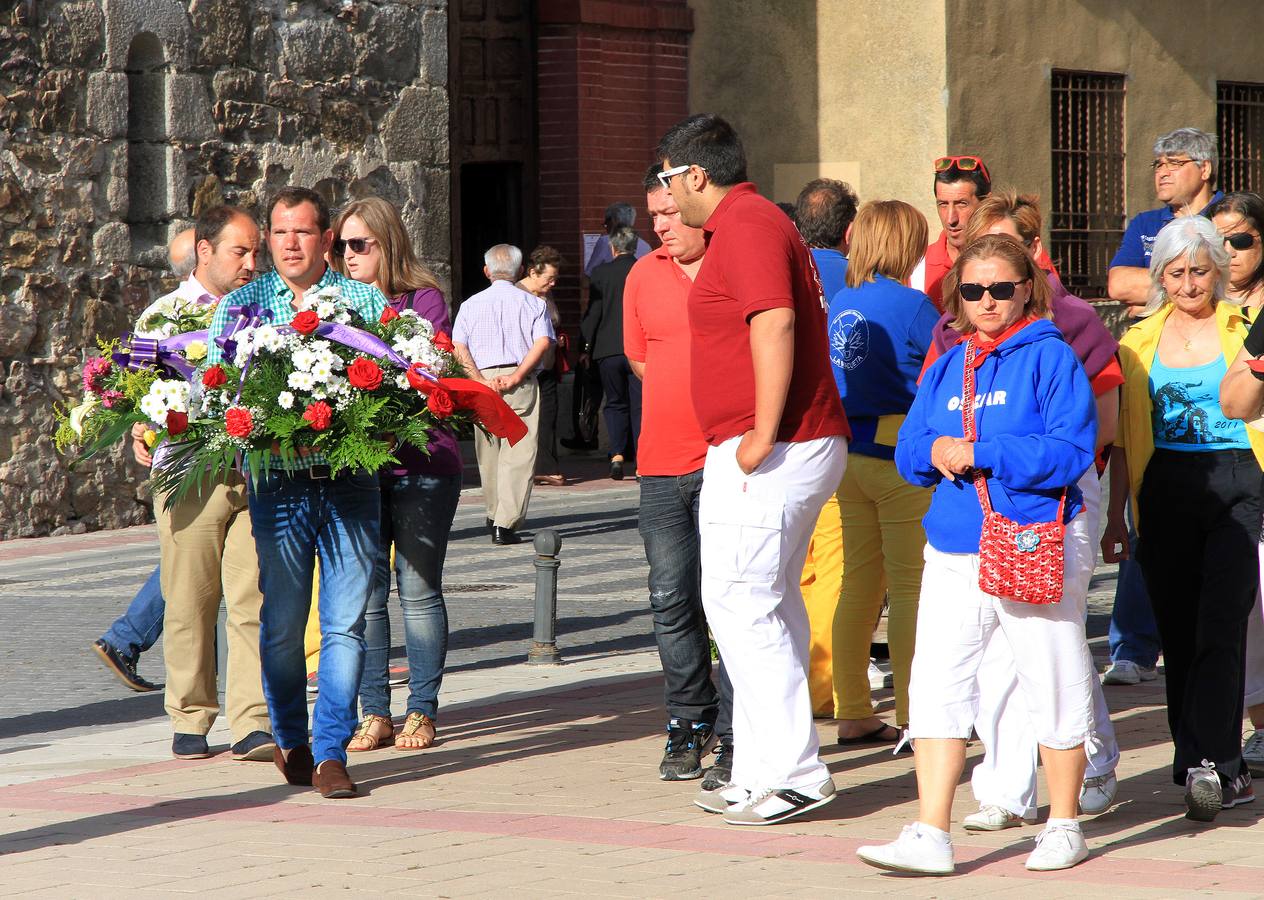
[[1217, 82, 1264, 193], [1049, 70, 1126, 298]]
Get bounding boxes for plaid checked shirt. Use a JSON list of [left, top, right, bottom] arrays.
[[207, 267, 388, 472]]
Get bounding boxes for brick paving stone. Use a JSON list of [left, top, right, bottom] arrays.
[[4, 478, 1264, 897]]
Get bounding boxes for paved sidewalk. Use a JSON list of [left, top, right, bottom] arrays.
[[1, 476, 1262, 897]]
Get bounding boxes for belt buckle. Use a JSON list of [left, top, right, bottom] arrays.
[[308, 463, 331, 480]]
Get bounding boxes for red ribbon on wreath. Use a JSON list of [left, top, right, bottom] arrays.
[[405, 363, 527, 446]]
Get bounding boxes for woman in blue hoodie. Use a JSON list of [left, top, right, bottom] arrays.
[[857, 234, 1098, 875]]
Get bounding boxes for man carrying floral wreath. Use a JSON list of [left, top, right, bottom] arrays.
[[206, 187, 389, 799], [138, 204, 275, 764]]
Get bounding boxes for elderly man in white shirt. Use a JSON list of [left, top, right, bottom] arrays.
[[453, 244, 556, 545]]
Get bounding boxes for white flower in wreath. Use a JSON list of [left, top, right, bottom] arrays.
[[316, 300, 336, 319], [288, 370, 316, 391], [394, 374, 411, 390], [310, 360, 334, 383], [291, 347, 317, 371], [333, 311, 352, 325], [327, 373, 349, 395], [277, 391, 295, 410]]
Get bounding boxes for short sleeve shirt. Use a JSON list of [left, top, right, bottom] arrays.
[[623, 249, 708, 475], [688, 183, 850, 446], [1110, 191, 1224, 269]]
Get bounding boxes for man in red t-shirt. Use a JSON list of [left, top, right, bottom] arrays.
[[657, 114, 850, 826], [624, 165, 735, 790]]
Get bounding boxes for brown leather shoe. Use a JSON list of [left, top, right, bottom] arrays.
[[314, 759, 358, 799], [273, 744, 313, 786]]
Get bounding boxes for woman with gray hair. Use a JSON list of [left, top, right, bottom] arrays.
[[1103, 214, 1264, 822]]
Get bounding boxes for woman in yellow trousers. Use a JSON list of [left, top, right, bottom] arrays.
[[800, 495, 844, 716], [827, 201, 936, 744]]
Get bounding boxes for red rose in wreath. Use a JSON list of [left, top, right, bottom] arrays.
[[433, 331, 455, 353], [165, 411, 189, 436], [380, 307, 400, 324], [427, 387, 455, 418], [202, 365, 228, 388], [291, 310, 320, 335], [347, 357, 383, 391], [225, 407, 253, 438], [302, 400, 332, 431]]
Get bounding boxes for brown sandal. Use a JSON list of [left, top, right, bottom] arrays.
[[395, 711, 436, 750], [347, 715, 394, 752]]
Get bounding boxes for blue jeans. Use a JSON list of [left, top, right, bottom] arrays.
[[248, 468, 381, 766], [1108, 510, 1162, 668], [360, 472, 462, 720], [102, 565, 165, 658], [638, 470, 733, 738]]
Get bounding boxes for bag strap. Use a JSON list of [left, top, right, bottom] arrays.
[[961, 339, 995, 515], [960, 337, 1067, 524]]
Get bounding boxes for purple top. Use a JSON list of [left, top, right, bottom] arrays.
[[390, 287, 463, 477], [929, 272, 1119, 379]]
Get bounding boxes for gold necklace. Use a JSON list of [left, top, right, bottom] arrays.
[[1171, 311, 1213, 351]]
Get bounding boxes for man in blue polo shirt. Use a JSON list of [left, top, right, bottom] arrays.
[[794, 178, 858, 298], [1107, 127, 1223, 310]]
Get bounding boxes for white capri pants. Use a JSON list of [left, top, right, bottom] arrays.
[[970, 470, 1119, 818], [700, 434, 847, 794], [908, 509, 1097, 751]]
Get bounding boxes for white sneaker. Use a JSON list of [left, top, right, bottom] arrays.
[[694, 783, 748, 814], [1243, 731, 1264, 776], [868, 659, 892, 690], [1184, 761, 1222, 822], [1101, 660, 1157, 685], [963, 804, 1034, 831], [1079, 771, 1118, 815], [857, 823, 955, 875], [1025, 822, 1089, 871], [722, 778, 835, 825]]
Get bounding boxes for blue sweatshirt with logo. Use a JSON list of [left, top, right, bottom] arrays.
[[896, 318, 1096, 554]]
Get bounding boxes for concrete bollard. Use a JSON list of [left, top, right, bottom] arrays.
[[527, 529, 563, 665]]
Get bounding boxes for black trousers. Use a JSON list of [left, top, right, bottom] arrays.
[[597, 354, 642, 461], [1136, 448, 1262, 784], [535, 369, 560, 475]]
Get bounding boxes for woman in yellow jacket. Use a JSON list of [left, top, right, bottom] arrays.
[[1102, 215, 1264, 823]]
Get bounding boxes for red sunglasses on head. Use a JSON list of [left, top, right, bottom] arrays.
[[934, 155, 992, 183]]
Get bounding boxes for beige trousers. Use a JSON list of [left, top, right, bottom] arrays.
[[475, 367, 540, 529], [157, 473, 270, 741]]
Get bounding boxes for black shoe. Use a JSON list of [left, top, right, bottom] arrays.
[[659, 718, 714, 781], [485, 518, 494, 535], [610, 459, 624, 480], [231, 730, 277, 762], [492, 526, 521, 545], [172, 733, 211, 759], [92, 639, 161, 693], [701, 736, 733, 790]]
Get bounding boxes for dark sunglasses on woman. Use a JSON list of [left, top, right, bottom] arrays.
[[959, 279, 1029, 302], [332, 237, 376, 257], [1224, 232, 1258, 251]]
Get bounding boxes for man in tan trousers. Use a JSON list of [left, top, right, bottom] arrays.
[[452, 244, 556, 545], [133, 205, 273, 760]]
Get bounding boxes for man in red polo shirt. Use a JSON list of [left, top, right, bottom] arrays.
[[911, 156, 991, 311], [657, 114, 850, 826], [624, 164, 735, 789]]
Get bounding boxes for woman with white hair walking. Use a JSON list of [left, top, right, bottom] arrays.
[[1103, 214, 1264, 822]]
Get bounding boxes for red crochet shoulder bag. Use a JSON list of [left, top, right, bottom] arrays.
[[961, 337, 1066, 605]]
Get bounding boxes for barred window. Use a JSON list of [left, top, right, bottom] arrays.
[[1217, 82, 1264, 193], [1049, 70, 1126, 298]]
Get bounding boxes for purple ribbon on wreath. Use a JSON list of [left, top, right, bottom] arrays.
[[214, 303, 275, 361], [113, 330, 207, 380]]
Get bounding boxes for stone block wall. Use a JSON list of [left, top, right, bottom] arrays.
[[0, 0, 449, 538]]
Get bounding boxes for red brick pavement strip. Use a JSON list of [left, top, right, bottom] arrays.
[[0, 525, 158, 561], [2, 678, 1262, 891]]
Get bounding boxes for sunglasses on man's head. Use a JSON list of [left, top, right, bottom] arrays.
[[1224, 232, 1258, 251], [959, 279, 1028, 302], [934, 155, 992, 183], [332, 237, 376, 257]]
